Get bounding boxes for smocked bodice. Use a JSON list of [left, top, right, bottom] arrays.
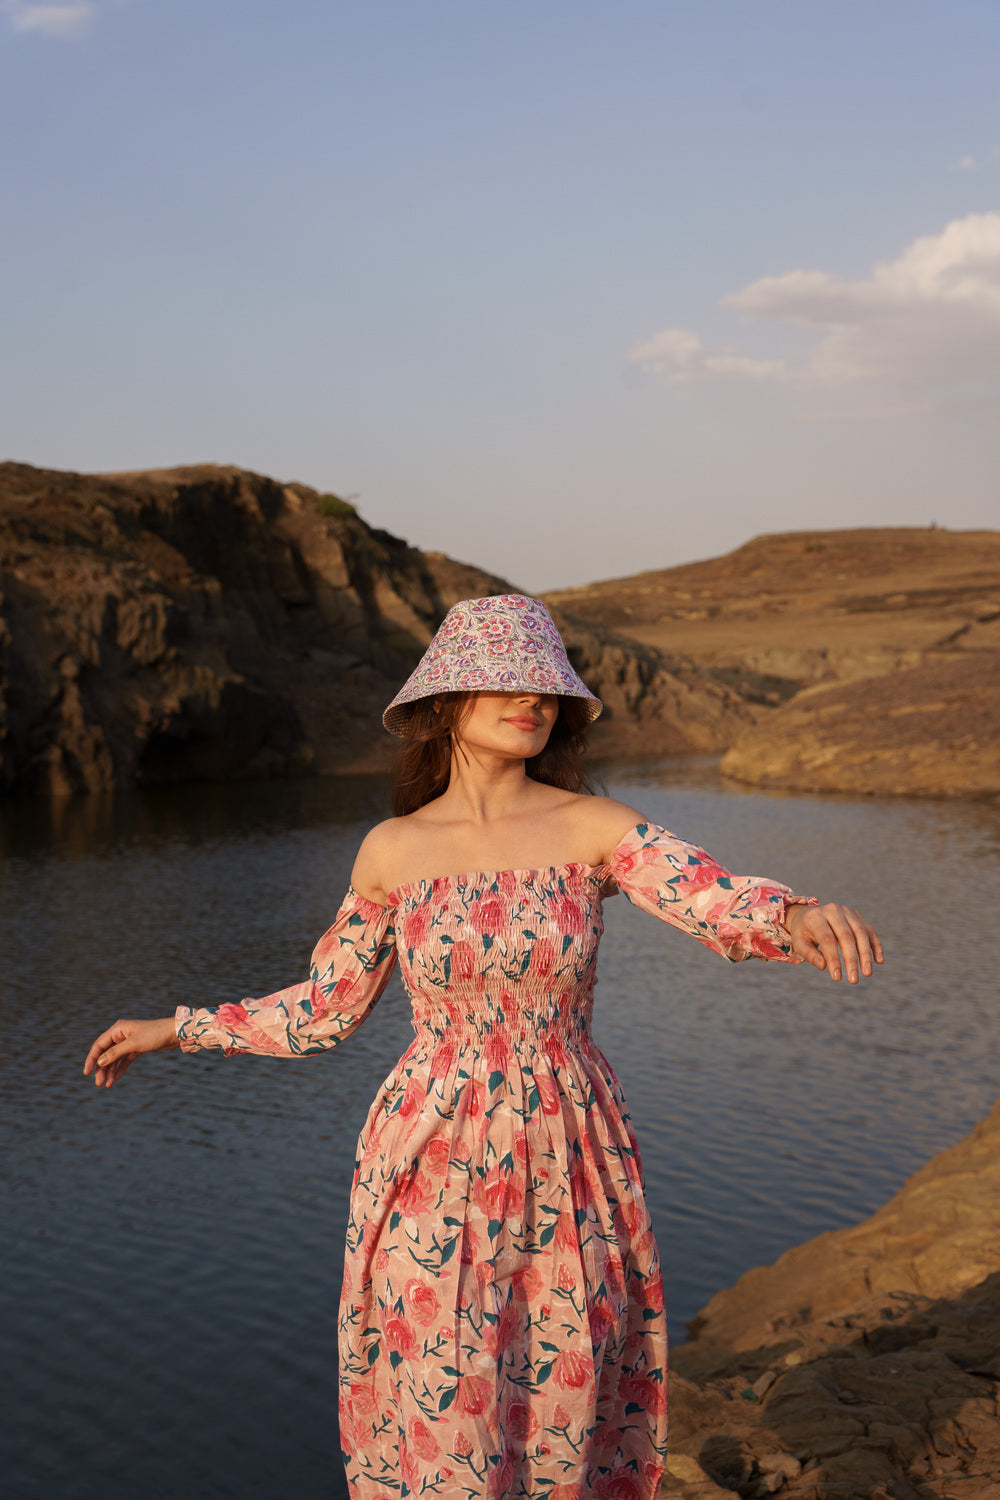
[[392, 865, 605, 1053]]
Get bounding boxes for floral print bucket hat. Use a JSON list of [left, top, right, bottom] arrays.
[[382, 594, 603, 736]]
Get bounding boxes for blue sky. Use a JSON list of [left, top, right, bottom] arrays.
[[2, 1, 998, 590]]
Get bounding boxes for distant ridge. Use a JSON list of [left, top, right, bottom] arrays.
[[546, 527, 1000, 800]]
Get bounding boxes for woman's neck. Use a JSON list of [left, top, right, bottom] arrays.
[[437, 748, 539, 826]]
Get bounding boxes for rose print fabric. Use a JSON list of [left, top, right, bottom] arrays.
[[176, 822, 813, 1499]]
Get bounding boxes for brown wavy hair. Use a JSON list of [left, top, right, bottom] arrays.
[[391, 693, 597, 816]]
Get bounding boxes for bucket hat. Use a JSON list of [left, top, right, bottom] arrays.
[[382, 594, 602, 736]]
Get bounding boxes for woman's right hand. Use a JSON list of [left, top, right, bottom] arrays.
[[83, 1016, 180, 1089]]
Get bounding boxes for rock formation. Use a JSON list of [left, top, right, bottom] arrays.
[[0, 462, 505, 795], [547, 528, 1000, 800], [660, 1097, 1000, 1499], [719, 655, 1000, 800], [0, 462, 754, 796]]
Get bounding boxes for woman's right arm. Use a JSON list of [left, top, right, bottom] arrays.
[[83, 883, 398, 1089]]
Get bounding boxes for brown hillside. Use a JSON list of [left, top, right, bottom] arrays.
[[547, 528, 1000, 800], [547, 527, 1000, 699]]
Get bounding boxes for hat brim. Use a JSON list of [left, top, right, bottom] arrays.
[[383, 688, 602, 738]]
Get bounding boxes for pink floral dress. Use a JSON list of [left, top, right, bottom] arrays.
[[176, 821, 813, 1500]]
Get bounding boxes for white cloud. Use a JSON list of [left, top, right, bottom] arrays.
[[3, 2, 96, 37], [628, 327, 788, 382], [630, 213, 1000, 389]]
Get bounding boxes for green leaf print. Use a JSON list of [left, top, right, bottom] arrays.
[[438, 1386, 457, 1412]]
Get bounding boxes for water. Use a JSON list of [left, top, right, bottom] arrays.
[[2, 765, 998, 1499]]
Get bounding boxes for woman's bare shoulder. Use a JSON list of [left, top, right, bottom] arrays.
[[573, 793, 647, 862], [351, 816, 421, 905]]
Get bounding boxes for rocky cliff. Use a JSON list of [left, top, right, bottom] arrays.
[[0, 462, 754, 796], [660, 1098, 1000, 1499], [547, 528, 1000, 800]]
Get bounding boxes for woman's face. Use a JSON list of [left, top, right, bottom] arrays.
[[450, 691, 559, 760]]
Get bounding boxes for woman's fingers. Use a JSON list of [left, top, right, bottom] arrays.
[[836, 908, 884, 980], [84, 1016, 179, 1089], [804, 904, 884, 983], [103, 1055, 134, 1089], [846, 910, 879, 977], [816, 914, 848, 980], [819, 908, 853, 981], [785, 903, 883, 982], [84, 1020, 140, 1088], [83, 1023, 124, 1077]]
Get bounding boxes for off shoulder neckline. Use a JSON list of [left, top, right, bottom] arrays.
[[386, 861, 608, 906], [368, 820, 650, 908]]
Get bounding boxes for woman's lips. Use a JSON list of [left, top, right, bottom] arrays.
[[505, 717, 541, 731]]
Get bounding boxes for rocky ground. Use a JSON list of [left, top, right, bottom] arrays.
[[546, 528, 1000, 800], [0, 462, 753, 795], [719, 654, 1000, 800], [658, 1097, 1000, 1499]]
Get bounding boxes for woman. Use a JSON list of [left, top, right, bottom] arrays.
[[84, 594, 881, 1500]]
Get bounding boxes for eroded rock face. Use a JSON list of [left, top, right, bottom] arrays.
[[0, 462, 755, 796], [0, 463, 510, 795], [660, 1099, 1000, 1499], [547, 609, 759, 760]]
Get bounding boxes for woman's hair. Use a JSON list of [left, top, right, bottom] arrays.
[[391, 692, 597, 816]]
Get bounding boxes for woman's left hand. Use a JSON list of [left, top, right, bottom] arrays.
[[782, 902, 883, 982]]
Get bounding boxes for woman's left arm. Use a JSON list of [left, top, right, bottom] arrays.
[[608, 820, 882, 976]]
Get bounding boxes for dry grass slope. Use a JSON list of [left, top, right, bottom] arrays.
[[547, 528, 1000, 800]]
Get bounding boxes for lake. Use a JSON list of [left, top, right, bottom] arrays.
[[2, 763, 998, 1499]]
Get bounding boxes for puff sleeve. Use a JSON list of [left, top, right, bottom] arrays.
[[608, 821, 817, 963], [175, 887, 398, 1057]]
